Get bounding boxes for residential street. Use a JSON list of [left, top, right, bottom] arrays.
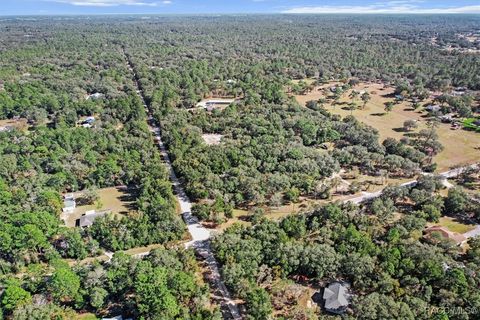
[[123, 48, 242, 320], [347, 164, 478, 204], [464, 225, 480, 239]]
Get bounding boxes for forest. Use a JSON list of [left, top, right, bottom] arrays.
[[0, 14, 479, 319], [212, 176, 480, 319]]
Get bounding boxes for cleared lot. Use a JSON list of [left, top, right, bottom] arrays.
[[62, 186, 136, 227]]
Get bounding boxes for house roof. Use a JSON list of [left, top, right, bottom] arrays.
[[323, 282, 350, 312], [426, 104, 441, 111], [63, 199, 76, 209], [78, 211, 105, 228]]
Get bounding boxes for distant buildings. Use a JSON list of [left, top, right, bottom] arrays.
[[0, 125, 13, 132], [440, 114, 454, 123], [102, 316, 132, 320], [86, 92, 104, 100], [80, 116, 96, 128], [196, 98, 236, 110], [323, 282, 351, 315]]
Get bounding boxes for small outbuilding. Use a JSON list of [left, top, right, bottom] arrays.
[[62, 194, 76, 214], [425, 104, 441, 113], [440, 114, 454, 123], [86, 92, 104, 100], [323, 281, 351, 315]]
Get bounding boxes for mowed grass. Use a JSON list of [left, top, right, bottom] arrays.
[[75, 313, 98, 320], [294, 82, 480, 172], [434, 217, 475, 234]]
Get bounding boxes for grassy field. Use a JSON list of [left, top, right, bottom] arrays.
[[294, 82, 480, 172], [432, 217, 476, 234], [463, 118, 480, 132], [75, 314, 98, 320]]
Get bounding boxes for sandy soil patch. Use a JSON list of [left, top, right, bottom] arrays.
[[202, 133, 223, 145], [0, 118, 29, 131]]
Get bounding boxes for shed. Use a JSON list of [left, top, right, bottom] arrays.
[[425, 104, 441, 113], [84, 116, 95, 124], [62, 194, 76, 214], [86, 92, 104, 100]]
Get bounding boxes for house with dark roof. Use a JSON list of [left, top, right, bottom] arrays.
[[77, 210, 106, 228], [323, 281, 351, 315]]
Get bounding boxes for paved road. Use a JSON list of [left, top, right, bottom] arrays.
[[463, 225, 480, 239], [123, 48, 241, 320], [346, 164, 478, 204]]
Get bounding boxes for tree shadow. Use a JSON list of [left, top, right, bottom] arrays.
[[370, 112, 386, 117], [381, 92, 396, 98], [116, 185, 139, 213], [445, 214, 479, 226], [403, 132, 418, 138]]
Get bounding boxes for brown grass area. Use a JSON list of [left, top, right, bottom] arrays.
[[294, 82, 480, 172], [0, 118, 29, 131]]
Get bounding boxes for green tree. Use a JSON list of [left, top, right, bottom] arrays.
[[134, 263, 180, 319], [49, 267, 81, 302], [1, 285, 31, 312], [245, 287, 272, 320]]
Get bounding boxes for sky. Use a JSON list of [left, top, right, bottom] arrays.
[[1, 0, 480, 15]]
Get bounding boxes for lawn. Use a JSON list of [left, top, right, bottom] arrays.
[[75, 313, 98, 320], [463, 118, 480, 132], [435, 217, 476, 234]]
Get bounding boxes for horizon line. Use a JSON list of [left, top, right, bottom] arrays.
[[2, 12, 480, 17]]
